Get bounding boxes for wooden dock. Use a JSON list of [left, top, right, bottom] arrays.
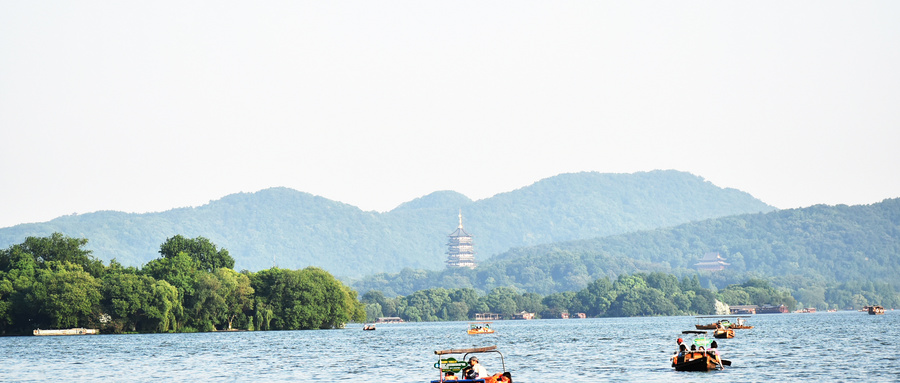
[[33, 328, 99, 336]]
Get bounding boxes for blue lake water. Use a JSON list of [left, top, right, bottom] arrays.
[[2, 310, 898, 382]]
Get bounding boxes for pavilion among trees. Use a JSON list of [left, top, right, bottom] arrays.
[[694, 252, 729, 271]]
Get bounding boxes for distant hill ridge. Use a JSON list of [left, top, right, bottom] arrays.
[[0, 170, 774, 278], [353, 198, 900, 298]]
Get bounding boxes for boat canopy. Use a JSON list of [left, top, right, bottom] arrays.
[[435, 345, 497, 355], [692, 337, 712, 347], [695, 316, 751, 318], [433, 345, 507, 382]]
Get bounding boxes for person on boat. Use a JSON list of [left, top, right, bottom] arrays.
[[482, 371, 512, 383], [464, 356, 489, 379], [443, 371, 458, 380], [675, 343, 688, 364], [708, 341, 719, 356]]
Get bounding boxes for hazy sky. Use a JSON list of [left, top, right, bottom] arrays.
[[2, 1, 899, 229]]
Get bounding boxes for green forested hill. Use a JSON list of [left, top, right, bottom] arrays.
[[353, 198, 900, 308], [0, 170, 773, 278]]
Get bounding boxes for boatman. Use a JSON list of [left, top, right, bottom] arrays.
[[466, 356, 489, 379]]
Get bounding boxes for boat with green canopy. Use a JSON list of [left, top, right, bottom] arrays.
[[431, 345, 508, 382], [671, 330, 731, 371]]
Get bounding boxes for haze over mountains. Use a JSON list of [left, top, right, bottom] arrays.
[[348, 198, 900, 311], [0, 170, 774, 278]]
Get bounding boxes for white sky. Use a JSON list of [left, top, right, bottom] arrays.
[[2, 1, 899, 229]]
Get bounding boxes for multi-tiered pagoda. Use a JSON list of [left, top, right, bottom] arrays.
[[694, 252, 729, 271], [446, 211, 476, 269]]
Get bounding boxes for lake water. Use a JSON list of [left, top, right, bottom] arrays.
[[2, 311, 898, 382]]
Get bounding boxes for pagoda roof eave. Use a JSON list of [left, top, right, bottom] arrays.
[[448, 228, 472, 237]]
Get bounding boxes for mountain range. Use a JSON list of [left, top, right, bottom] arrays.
[[352, 198, 900, 305], [0, 170, 774, 278]]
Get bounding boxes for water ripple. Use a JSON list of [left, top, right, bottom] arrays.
[[2, 311, 898, 382]]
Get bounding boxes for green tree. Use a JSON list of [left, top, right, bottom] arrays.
[[576, 277, 614, 316], [101, 272, 179, 333], [101, 272, 149, 332], [142, 253, 201, 298], [542, 291, 576, 317], [0, 275, 14, 330], [29, 262, 101, 329], [483, 287, 519, 317], [19, 233, 104, 277], [213, 268, 255, 330], [186, 271, 226, 331], [158, 235, 234, 272], [251, 267, 362, 330], [0, 265, 37, 333], [515, 292, 546, 316], [144, 279, 179, 332], [607, 287, 677, 317]]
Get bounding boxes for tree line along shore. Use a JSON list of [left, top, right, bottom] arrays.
[[2, 233, 893, 335]]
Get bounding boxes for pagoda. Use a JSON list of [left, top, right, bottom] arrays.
[[446, 210, 476, 269], [694, 252, 729, 271]]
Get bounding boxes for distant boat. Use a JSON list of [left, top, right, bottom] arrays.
[[363, 323, 376, 331], [713, 327, 735, 339], [695, 316, 753, 330], [695, 319, 729, 330], [868, 306, 886, 315], [731, 317, 754, 329], [757, 305, 789, 314], [375, 317, 404, 324], [33, 328, 99, 336], [467, 322, 495, 335]]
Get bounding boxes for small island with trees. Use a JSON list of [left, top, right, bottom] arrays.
[[0, 233, 364, 335]]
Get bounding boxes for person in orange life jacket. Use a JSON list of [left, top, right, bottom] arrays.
[[483, 371, 513, 383]]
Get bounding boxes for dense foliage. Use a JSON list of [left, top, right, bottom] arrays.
[[360, 272, 799, 322], [0, 234, 364, 335], [354, 199, 900, 310], [0, 171, 773, 277]]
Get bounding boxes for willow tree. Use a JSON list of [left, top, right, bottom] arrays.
[[250, 267, 364, 330], [30, 261, 101, 329]]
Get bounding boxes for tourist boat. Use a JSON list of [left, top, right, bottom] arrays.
[[695, 319, 729, 330], [672, 331, 731, 371], [713, 327, 735, 339], [467, 322, 495, 335], [869, 306, 886, 315], [33, 328, 99, 336], [431, 345, 508, 382], [363, 323, 376, 331], [730, 317, 754, 329], [695, 315, 753, 330]]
